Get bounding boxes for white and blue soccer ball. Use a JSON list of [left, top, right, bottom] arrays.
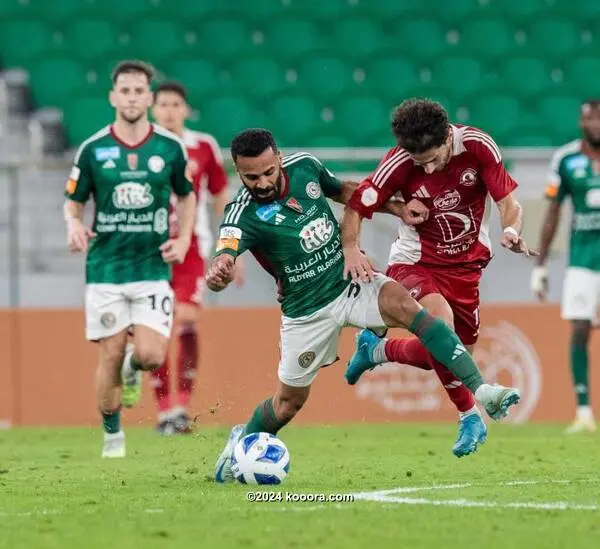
[[231, 432, 290, 485]]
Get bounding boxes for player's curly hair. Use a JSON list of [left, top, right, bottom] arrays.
[[391, 98, 450, 154], [231, 128, 279, 160]]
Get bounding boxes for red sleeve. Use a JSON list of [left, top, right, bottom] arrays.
[[463, 128, 517, 202], [204, 137, 228, 196], [348, 148, 411, 219]]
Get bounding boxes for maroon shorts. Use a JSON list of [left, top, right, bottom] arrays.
[[386, 263, 482, 345], [172, 252, 205, 306]]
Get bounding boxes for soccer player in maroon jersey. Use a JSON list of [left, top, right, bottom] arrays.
[[148, 81, 243, 434], [342, 99, 533, 457]]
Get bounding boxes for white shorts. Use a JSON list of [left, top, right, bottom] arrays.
[[561, 267, 600, 321], [278, 273, 392, 387], [85, 280, 174, 341]]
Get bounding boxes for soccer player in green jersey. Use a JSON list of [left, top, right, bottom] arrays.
[[63, 61, 197, 457], [532, 99, 600, 434], [206, 129, 521, 483]]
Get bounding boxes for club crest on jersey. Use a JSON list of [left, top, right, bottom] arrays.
[[286, 197, 304, 213], [433, 189, 461, 211], [148, 155, 165, 173], [459, 168, 478, 187], [113, 182, 154, 209], [256, 203, 282, 222], [306, 182, 321, 199], [127, 153, 138, 171], [408, 286, 421, 299], [299, 214, 334, 253]]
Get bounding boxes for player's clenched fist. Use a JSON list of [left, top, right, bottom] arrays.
[[206, 254, 235, 292], [66, 218, 96, 253], [160, 237, 190, 264]]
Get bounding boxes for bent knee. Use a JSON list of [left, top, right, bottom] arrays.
[[419, 293, 454, 327], [135, 347, 167, 371]]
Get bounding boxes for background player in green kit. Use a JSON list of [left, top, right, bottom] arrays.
[[63, 61, 196, 458], [206, 129, 521, 483], [532, 99, 600, 434]]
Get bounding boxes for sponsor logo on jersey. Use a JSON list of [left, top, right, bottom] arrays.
[[306, 181, 321, 199], [112, 182, 154, 209], [286, 197, 304, 213], [567, 155, 589, 171], [94, 147, 120, 161], [408, 286, 421, 299], [102, 159, 116, 169], [299, 214, 335, 253], [220, 227, 243, 240], [256, 203, 282, 222], [127, 153, 138, 171], [585, 188, 600, 208], [435, 207, 477, 243], [574, 167, 587, 179], [361, 187, 378, 207], [148, 155, 165, 173], [433, 189, 461, 211], [459, 168, 478, 187]]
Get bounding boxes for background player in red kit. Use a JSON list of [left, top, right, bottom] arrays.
[[342, 99, 533, 457], [150, 81, 243, 434]]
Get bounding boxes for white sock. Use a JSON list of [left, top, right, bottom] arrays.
[[157, 410, 171, 423], [459, 405, 481, 419], [372, 339, 388, 364], [170, 405, 186, 418], [104, 430, 124, 440], [577, 405, 594, 421]]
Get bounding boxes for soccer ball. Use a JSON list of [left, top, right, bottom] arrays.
[[231, 432, 290, 485]]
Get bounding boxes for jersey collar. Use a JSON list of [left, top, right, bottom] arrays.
[[110, 124, 154, 149], [278, 167, 290, 199]]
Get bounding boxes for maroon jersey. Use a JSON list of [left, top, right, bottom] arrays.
[[169, 128, 228, 258], [349, 125, 517, 269]]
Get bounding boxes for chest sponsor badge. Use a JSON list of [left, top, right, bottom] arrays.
[[94, 146, 120, 161], [256, 203, 282, 221]]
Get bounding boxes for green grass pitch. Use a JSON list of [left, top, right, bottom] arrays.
[[1, 424, 599, 549]]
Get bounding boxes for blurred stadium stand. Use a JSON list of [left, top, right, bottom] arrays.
[[0, 0, 591, 307]]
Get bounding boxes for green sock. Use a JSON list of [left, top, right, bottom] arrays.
[[571, 339, 589, 406], [409, 309, 484, 393], [101, 408, 121, 434], [244, 398, 289, 436]]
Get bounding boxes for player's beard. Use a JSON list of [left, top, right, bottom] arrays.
[[245, 171, 282, 203], [120, 108, 145, 125], [583, 129, 600, 149]]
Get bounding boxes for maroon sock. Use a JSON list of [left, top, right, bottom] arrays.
[[384, 337, 432, 370], [176, 328, 198, 408], [385, 337, 476, 412], [151, 360, 171, 413]]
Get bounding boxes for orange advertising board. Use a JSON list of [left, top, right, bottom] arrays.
[[0, 305, 591, 427]]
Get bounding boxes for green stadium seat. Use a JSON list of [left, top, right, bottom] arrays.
[[199, 95, 265, 146], [334, 95, 390, 146], [537, 94, 583, 138], [265, 18, 323, 61], [431, 57, 486, 98], [307, 131, 351, 148], [332, 18, 386, 59], [64, 19, 118, 62], [270, 95, 320, 144], [27, 0, 96, 24], [196, 18, 253, 60], [457, 18, 515, 59], [97, 0, 159, 25], [126, 19, 190, 62], [29, 58, 91, 109], [231, 56, 290, 99], [503, 0, 565, 24], [559, 0, 600, 23], [0, 19, 56, 67], [526, 18, 579, 58], [63, 94, 114, 146], [176, 0, 226, 19], [0, 0, 35, 19], [358, 0, 425, 19], [504, 128, 554, 147], [426, 0, 487, 24], [566, 58, 600, 96], [467, 93, 522, 142], [164, 58, 222, 100], [499, 57, 552, 98], [235, 0, 292, 23], [366, 56, 420, 102], [287, 0, 356, 21], [407, 87, 457, 118], [395, 19, 448, 60], [297, 56, 358, 100]]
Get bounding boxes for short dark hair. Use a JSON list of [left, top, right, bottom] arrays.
[[391, 98, 450, 154], [231, 128, 278, 161], [154, 81, 188, 103], [111, 60, 155, 85], [582, 99, 600, 112]]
